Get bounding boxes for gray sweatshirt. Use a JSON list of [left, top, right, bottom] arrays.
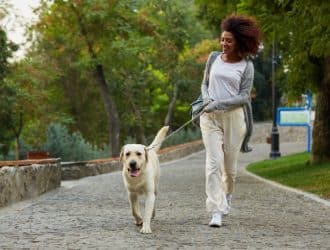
[[201, 51, 253, 153]]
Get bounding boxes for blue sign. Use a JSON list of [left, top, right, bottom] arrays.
[[277, 107, 310, 126], [276, 93, 313, 153]]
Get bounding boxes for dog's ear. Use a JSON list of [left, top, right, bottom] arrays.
[[144, 147, 148, 163], [119, 146, 125, 163]]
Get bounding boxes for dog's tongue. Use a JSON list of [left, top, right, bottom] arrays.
[[130, 169, 140, 177]]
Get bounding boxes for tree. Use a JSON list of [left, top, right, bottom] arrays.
[[250, 53, 277, 121], [140, 0, 212, 127], [0, 21, 18, 158], [4, 57, 71, 158], [33, 0, 147, 156], [31, 0, 212, 154], [0, 84, 16, 158], [238, 0, 330, 163], [194, 0, 240, 34]]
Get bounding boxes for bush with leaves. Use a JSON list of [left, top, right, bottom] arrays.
[[159, 127, 201, 148], [42, 123, 109, 162]]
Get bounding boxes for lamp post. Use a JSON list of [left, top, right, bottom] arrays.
[[269, 37, 281, 159]]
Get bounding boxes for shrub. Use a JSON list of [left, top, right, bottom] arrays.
[[161, 127, 201, 148], [42, 123, 109, 161]]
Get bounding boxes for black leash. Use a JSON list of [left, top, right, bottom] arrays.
[[147, 109, 205, 150]]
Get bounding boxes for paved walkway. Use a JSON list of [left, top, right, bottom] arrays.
[[0, 142, 329, 249]]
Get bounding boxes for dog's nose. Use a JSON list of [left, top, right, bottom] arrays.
[[129, 160, 137, 169]]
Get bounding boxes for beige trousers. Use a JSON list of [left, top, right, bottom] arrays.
[[200, 108, 246, 213]]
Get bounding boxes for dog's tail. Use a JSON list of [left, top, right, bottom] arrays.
[[148, 126, 169, 152]]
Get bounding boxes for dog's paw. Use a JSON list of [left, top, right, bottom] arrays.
[[140, 225, 152, 234]]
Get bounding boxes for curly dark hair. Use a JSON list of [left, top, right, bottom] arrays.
[[221, 14, 262, 56]]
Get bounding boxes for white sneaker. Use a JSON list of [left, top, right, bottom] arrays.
[[222, 209, 229, 216], [209, 212, 222, 227], [223, 194, 232, 216]]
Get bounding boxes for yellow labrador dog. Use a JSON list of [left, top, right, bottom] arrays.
[[120, 126, 169, 234]]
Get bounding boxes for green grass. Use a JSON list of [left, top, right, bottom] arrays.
[[246, 153, 330, 199]]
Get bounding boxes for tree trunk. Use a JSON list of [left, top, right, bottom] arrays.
[[10, 112, 23, 160], [15, 137, 19, 160], [127, 91, 147, 145], [71, 3, 120, 156], [311, 56, 330, 164], [164, 84, 178, 126], [95, 64, 121, 156]]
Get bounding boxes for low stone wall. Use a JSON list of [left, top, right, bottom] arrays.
[[61, 140, 205, 180], [0, 159, 61, 208], [61, 160, 121, 180], [159, 140, 204, 163], [250, 122, 309, 144]]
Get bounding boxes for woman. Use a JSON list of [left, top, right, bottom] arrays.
[[200, 14, 262, 227]]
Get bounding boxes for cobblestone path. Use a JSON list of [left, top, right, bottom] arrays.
[[0, 143, 329, 249]]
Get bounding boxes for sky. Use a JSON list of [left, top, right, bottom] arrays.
[[2, 0, 41, 59]]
